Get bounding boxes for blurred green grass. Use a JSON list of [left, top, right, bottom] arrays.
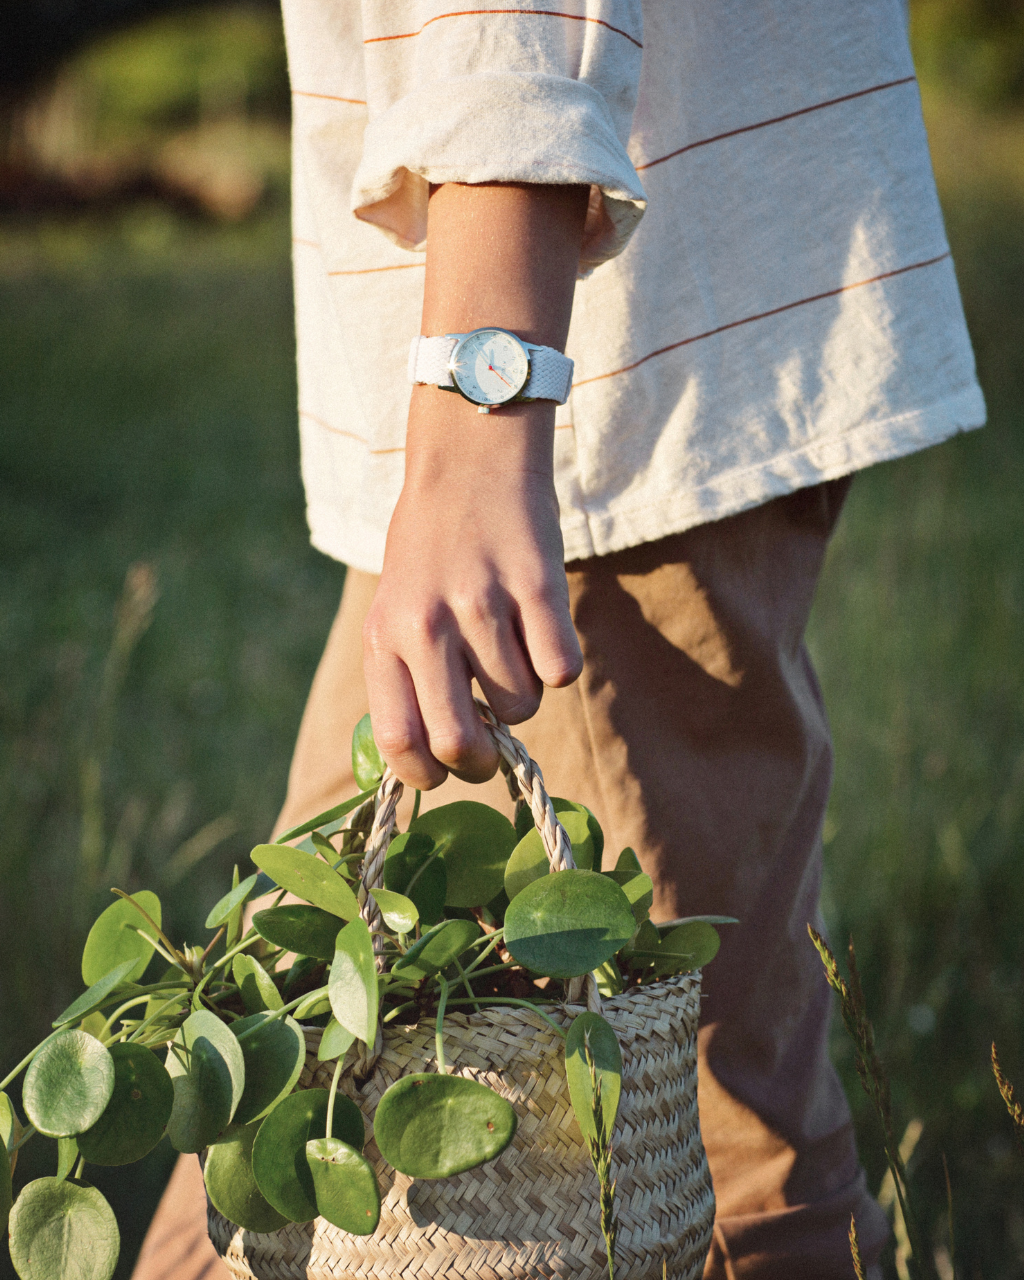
[[1, 9, 1024, 1278]]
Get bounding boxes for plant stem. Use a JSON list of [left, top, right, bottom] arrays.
[[435, 977, 450, 1074], [126, 992, 190, 1043], [410, 790, 422, 825], [99, 993, 161, 1042], [383, 1001, 418, 1024], [325, 1057, 343, 1140], [451, 957, 479, 1008], [111, 889, 187, 968], [462, 929, 506, 973], [74, 1155, 85, 1180], [445, 997, 567, 1037]]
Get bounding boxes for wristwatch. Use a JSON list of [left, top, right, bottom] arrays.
[[408, 328, 574, 414]]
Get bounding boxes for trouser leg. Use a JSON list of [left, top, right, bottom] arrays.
[[135, 479, 887, 1279]]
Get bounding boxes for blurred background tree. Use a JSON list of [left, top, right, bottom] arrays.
[[1, 3, 1024, 1280]]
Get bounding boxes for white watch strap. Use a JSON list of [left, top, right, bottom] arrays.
[[409, 335, 573, 404]]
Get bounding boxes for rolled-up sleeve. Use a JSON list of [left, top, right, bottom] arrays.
[[353, 2, 647, 269]]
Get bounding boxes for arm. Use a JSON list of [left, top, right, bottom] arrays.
[[363, 180, 590, 789]]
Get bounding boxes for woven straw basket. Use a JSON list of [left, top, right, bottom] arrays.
[[208, 709, 716, 1279]]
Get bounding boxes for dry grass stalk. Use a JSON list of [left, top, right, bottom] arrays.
[[807, 925, 936, 1280], [991, 1042, 1024, 1154], [849, 1214, 866, 1280], [584, 1038, 618, 1280]]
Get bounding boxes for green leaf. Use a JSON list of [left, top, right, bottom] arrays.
[[251, 1089, 365, 1223], [564, 1012, 622, 1144], [9, 1178, 120, 1280], [0, 1092, 18, 1151], [317, 1018, 356, 1063], [328, 920, 378, 1046], [649, 921, 721, 975], [204, 1121, 290, 1232], [369, 887, 418, 934], [274, 788, 377, 846], [77, 1044, 173, 1165], [615, 847, 642, 874], [81, 891, 162, 987], [384, 832, 446, 926], [602, 868, 654, 924], [23, 1030, 115, 1138], [293, 988, 332, 1019], [516, 798, 603, 868], [0, 1141, 10, 1234], [504, 829, 550, 901], [593, 957, 623, 998], [251, 845, 359, 920], [656, 915, 739, 931], [229, 1013, 306, 1128], [253, 905, 341, 960], [410, 802, 516, 909], [393, 918, 481, 980], [504, 869, 635, 979], [205, 873, 259, 930], [52, 960, 139, 1029], [374, 1075, 516, 1178], [306, 1137, 380, 1234], [232, 954, 284, 1014], [164, 1010, 246, 1153], [352, 713, 386, 790], [56, 1137, 77, 1180], [622, 919, 659, 959]]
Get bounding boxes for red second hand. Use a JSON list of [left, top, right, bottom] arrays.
[[488, 364, 513, 388]]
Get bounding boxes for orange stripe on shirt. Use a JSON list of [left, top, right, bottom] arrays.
[[291, 90, 367, 105], [299, 410, 369, 444], [327, 262, 426, 277], [365, 9, 641, 49], [636, 76, 916, 172], [574, 252, 952, 387]]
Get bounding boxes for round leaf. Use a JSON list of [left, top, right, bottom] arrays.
[[352, 713, 385, 790], [306, 1137, 380, 1234], [232, 954, 284, 1014], [253, 905, 341, 960], [615, 847, 642, 874], [76, 1043, 173, 1165], [504, 829, 550, 901], [250, 845, 359, 921], [374, 1074, 516, 1178], [52, 960, 139, 1029], [384, 832, 446, 926], [393, 918, 481, 980], [317, 1018, 356, 1063], [651, 921, 721, 975], [56, 1138, 79, 1181], [9, 1177, 119, 1280], [328, 919, 378, 1046], [205, 873, 259, 930], [564, 1012, 622, 1144], [504, 869, 635, 979], [0, 1091, 20, 1152], [410, 802, 515, 909], [81, 891, 162, 986], [369, 887, 418, 934], [293, 989, 332, 1019], [251, 1088, 365, 1223], [602, 868, 654, 924], [204, 1121, 290, 1232], [1, 1142, 10, 1235], [230, 1013, 305, 1127], [164, 1009, 246, 1153], [23, 1030, 115, 1138], [516, 798, 603, 867]]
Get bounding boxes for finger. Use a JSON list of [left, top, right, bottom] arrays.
[[363, 634, 448, 791], [457, 592, 543, 725], [518, 577, 583, 689], [409, 625, 500, 783]]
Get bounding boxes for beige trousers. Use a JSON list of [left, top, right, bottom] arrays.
[[132, 478, 888, 1280]]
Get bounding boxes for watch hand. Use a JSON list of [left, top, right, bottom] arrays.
[[488, 364, 513, 388]]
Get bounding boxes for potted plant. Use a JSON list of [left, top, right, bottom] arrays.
[[2, 708, 725, 1280]]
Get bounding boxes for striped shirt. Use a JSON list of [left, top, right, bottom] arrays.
[[282, 0, 984, 572]]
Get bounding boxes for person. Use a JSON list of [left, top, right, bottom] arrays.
[[132, 2, 985, 1277]]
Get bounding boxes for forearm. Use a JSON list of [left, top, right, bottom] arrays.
[[406, 181, 588, 484], [365, 181, 589, 788]]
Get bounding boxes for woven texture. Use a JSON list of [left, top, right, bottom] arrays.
[[208, 973, 714, 1279]]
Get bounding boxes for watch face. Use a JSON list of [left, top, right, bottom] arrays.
[[450, 329, 530, 406]]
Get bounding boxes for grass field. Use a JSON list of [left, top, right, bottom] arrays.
[[1, 99, 1023, 1280]]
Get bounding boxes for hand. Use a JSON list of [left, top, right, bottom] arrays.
[[362, 180, 589, 789], [363, 390, 582, 789]]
